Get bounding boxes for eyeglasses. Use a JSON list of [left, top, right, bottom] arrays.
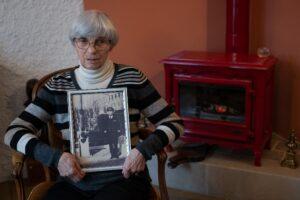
[[74, 37, 110, 50]]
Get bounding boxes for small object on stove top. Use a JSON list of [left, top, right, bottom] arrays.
[[257, 47, 271, 58]]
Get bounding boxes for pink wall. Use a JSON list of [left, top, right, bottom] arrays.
[[250, 0, 300, 138], [206, 0, 226, 52], [84, 0, 207, 95], [85, 0, 300, 138]]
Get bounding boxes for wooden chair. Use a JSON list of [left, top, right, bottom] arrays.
[[11, 67, 169, 200]]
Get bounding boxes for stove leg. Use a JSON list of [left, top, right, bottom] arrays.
[[254, 151, 262, 166]]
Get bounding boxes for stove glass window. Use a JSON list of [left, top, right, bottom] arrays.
[[179, 82, 246, 123]]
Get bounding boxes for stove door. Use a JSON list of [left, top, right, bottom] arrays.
[[173, 74, 253, 142]]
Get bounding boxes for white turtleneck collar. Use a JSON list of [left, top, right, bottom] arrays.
[[74, 59, 115, 89]]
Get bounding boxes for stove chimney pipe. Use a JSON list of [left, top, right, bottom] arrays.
[[226, 0, 250, 54]]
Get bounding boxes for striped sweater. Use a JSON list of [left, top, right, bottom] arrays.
[[4, 63, 184, 190]]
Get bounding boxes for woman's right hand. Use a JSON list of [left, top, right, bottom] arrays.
[[57, 152, 85, 182]]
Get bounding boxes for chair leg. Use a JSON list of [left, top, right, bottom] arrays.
[[12, 161, 25, 200], [157, 151, 169, 200]]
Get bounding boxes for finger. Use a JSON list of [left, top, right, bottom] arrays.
[[67, 163, 84, 182], [122, 162, 130, 177], [131, 158, 145, 172], [125, 160, 139, 174], [138, 160, 146, 171], [69, 174, 81, 183], [72, 170, 84, 181], [122, 168, 131, 179], [70, 167, 83, 180], [73, 159, 85, 177], [122, 163, 131, 179], [69, 163, 84, 181], [136, 164, 144, 172], [64, 168, 74, 177]]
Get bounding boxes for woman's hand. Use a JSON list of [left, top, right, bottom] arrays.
[[122, 148, 146, 178], [57, 152, 85, 182]]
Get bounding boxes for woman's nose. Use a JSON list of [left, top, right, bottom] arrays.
[[87, 44, 97, 53]]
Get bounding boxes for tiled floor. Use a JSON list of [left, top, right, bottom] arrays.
[[166, 187, 222, 200]]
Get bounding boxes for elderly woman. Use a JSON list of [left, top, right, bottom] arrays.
[[4, 10, 184, 200]]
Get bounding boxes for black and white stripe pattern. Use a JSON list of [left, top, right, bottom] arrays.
[[45, 71, 76, 91], [113, 67, 147, 86], [4, 64, 184, 165]]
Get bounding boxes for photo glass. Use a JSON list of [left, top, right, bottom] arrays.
[[68, 88, 131, 172]]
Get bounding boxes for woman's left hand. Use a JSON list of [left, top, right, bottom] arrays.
[[122, 148, 145, 178]]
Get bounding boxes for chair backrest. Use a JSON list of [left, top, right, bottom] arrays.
[[32, 67, 76, 98], [31, 67, 76, 181]]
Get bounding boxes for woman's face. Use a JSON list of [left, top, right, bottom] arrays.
[[74, 37, 112, 70]]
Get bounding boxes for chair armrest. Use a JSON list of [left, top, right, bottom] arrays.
[[138, 128, 169, 200], [11, 151, 26, 200], [12, 151, 25, 177], [27, 181, 55, 200], [138, 127, 153, 140]]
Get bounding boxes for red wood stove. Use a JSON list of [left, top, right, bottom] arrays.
[[162, 51, 276, 166], [162, 0, 276, 166]]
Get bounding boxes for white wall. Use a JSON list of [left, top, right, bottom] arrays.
[[0, 0, 83, 182]]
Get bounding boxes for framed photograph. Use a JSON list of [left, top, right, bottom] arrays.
[[68, 88, 131, 172]]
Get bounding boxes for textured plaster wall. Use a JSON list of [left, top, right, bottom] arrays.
[[0, 0, 83, 182]]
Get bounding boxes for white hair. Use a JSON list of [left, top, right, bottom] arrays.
[[69, 10, 119, 48]]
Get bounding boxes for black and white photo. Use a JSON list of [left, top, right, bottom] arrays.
[[68, 88, 130, 172]]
